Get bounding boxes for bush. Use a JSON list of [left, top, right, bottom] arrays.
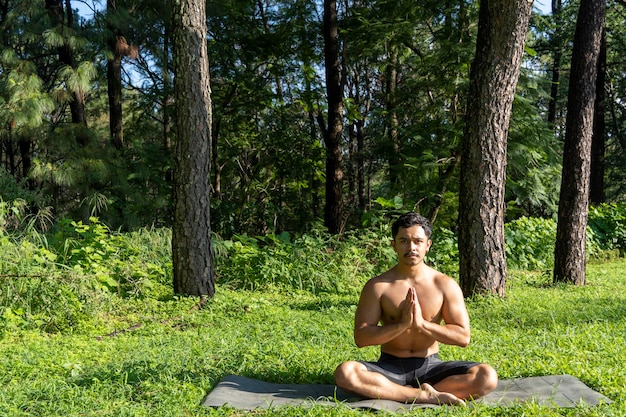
[[0, 236, 98, 335], [588, 202, 626, 255], [505, 216, 557, 270], [215, 228, 396, 294], [49, 218, 172, 298], [1, 217, 174, 335]]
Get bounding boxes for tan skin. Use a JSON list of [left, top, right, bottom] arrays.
[[334, 225, 498, 405]]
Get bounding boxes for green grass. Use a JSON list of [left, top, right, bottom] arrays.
[[1, 253, 625, 416]]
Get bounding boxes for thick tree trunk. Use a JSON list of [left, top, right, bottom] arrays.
[[323, 0, 344, 234], [170, 0, 215, 297], [459, 0, 533, 296], [554, 0, 605, 285]]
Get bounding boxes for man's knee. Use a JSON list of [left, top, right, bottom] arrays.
[[474, 364, 498, 395], [334, 361, 359, 390]]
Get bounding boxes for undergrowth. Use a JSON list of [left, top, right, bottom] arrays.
[[1, 203, 626, 415]]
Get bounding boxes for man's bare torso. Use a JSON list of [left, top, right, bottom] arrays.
[[375, 266, 447, 357]]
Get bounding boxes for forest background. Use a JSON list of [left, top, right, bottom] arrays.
[[2, 1, 626, 415], [0, 0, 623, 239]]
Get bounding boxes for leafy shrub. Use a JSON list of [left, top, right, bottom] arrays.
[[427, 227, 459, 275], [215, 228, 396, 293], [588, 202, 626, 255], [0, 168, 45, 209], [1, 218, 173, 335], [50, 218, 172, 298], [0, 236, 99, 335], [505, 216, 557, 270]]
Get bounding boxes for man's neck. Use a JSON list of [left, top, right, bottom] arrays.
[[394, 262, 428, 280]]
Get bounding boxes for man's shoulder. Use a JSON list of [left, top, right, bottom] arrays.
[[365, 271, 392, 286], [362, 269, 400, 291], [429, 268, 463, 294]]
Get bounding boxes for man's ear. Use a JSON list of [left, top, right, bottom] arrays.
[[390, 239, 396, 249], [427, 239, 432, 251]]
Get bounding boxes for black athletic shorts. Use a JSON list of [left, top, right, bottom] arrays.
[[359, 352, 480, 387]]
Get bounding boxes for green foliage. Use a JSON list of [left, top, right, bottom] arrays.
[[1, 216, 174, 335], [427, 227, 459, 275], [504, 205, 626, 271], [0, 232, 96, 334], [588, 203, 626, 255], [505, 216, 557, 270], [0, 170, 38, 204], [2, 259, 626, 416], [216, 228, 396, 294], [50, 218, 172, 297]]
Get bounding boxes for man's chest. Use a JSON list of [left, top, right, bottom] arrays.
[[380, 286, 444, 323]]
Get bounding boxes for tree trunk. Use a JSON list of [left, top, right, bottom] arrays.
[[548, 0, 563, 126], [589, 29, 606, 205], [170, 0, 215, 297], [356, 111, 366, 212], [459, 0, 533, 297], [45, 0, 88, 144], [18, 136, 31, 180], [554, 0, 605, 285], [163, 17, 173, 185], [107, 0, 124, 150], [323, 0, 344, 234], [385, 47, 400, 192]]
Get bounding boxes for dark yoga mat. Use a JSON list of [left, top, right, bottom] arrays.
[[201, 374, 612, 411]]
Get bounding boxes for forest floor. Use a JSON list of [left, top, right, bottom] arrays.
[[1, 260, 625, 416]]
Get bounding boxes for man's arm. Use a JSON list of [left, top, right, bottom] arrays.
[[353, 281, 411, 348], [413, 278, 471, 347]]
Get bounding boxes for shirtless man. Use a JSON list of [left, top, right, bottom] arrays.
[[334, 212, 498, 405]]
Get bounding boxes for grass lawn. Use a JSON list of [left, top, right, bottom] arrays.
[[1, 260, 625, 416]]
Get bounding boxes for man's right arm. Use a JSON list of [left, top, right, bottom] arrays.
[[353, 282, 410, 348]]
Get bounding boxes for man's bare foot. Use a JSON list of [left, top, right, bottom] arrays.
[[410, 383, 465, 406]]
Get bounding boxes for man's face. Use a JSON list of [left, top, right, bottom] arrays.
[[391, 225, 432, 266]]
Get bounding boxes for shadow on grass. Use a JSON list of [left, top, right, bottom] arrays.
[[237, 364, 335, 386], [286, 295, 356, 312], [67, 360, 223, 390]]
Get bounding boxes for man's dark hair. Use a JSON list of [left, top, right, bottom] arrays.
[[391, 212, 433, 239]]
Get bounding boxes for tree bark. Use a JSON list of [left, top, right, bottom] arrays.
[[589, 29, 606, 205], [459, 0, 533, 296], [554, 0, 605, 285], [170, 0, 215, 297], [385, 47, 400, 192], [323, 0, 344, 234]]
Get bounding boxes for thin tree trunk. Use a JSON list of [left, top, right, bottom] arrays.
[[548, 0, 563, 126], [107, 0, 124, 150], [45, 0, 88, 143], [385, 47, 400, 192], [18, 136, 31, 180], [171, 0, 215, 297], [459, 0, 533, 297], [356, 112, 366, 212], [554, 0, 605, 285]]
